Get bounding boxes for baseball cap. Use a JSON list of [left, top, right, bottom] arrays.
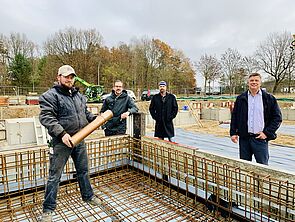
[[159, 81, 167, 86], [58, 65, 77, 77]]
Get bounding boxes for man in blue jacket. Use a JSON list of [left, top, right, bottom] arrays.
[[39, 65, 102, 222], [100, 80, 138, 136], [230, 73, 282, 165]]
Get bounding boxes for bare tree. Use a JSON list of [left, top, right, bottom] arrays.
[[7, 33, 37, 59], [256, 32, 295, 93], [43, 27, 104, 82], [220, 48, 243, 95], [196, 54, 221, 94], [242, 55, 260, 75]]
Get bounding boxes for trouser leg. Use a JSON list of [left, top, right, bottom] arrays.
[[71, 141, 94, 201], [43, 143, 71, 212], [239, 137, 253, 161]]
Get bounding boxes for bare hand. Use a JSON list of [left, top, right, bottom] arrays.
[[231, 135, 238, 143], [62, 133, 73, 148], [256, 132, 267, 140], [121, 111, 130, 119]]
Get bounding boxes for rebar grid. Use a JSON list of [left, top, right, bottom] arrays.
[[131, 138, 295, 221], [0, 135, 294, 221]]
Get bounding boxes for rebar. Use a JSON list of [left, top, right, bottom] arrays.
[[0, 135, 294, 221]]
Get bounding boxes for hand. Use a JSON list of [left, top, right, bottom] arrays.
[[62, 133, 73, 148], [121, 111, 130, 119], [256, 132, 267, 140], [231, 135, 238, 143]]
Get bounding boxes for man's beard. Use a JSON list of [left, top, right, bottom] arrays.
[[61, 82, 73, 89]]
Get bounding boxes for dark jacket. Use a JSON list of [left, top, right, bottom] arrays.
[[149, 92, 178, 138], [100, 90, 138, 134], [230, 90, 282, 140], [39, 84, 95, 145]]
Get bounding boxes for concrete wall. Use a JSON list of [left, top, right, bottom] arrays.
[[201, 108, 231, 121], [146, 110, 198, 127]]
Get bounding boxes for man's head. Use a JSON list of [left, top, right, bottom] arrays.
[[113, 80, 123, 96], [248, 73, 262, 93], [57, 65, 76, 89], [158, 81, 167, 94]]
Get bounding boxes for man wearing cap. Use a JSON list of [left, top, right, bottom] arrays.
[[39, 65, 102, 222], [149, 81, 178, 142]]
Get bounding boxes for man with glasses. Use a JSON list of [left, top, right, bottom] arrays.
[[100, 80, 138, 136]]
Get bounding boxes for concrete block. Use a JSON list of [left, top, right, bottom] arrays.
[[281, 109, 288, 120], [288, 109, 295, 121], [5, 118, 36, 145], [0, 130, 5, 140]]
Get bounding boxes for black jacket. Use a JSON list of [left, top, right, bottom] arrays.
[[149, 92, 178, 138], [39, 84, 96, 145], [230, 90, 282, 140], [100, 90, 138, 134]]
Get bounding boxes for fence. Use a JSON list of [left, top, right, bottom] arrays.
[[0, 86, 49, 96]]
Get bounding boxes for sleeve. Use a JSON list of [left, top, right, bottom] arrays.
[[230, 97, 239, 136], [100, 99, 108, 113], [82, 95, 96, 122], [149, 96, 157, 120], [39, 92, 65, 138], [127, 97, 139, 114], [171, 95, 178, 119], [263, 96, 282, 139]]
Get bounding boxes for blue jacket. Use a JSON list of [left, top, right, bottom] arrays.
[[39, 84, 95, 145], [230, 90, 282, 140]]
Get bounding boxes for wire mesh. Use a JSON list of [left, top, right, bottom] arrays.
[[0, 135, 294, 221]]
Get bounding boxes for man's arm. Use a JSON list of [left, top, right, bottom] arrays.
[[230, 97, 239, 143], [149, 96, 157, 120], [171, 95, 178, 119], [39, 92, 65, 138], [263, 96, 282, 140]]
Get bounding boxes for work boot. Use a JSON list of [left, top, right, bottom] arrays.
[[40, 211, 53, 222], [87, 196, 102, 207]]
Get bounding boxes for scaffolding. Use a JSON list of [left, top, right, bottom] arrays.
[[1, 136, 294, 221]]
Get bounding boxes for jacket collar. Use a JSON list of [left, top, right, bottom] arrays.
[[54, 84, 78, 96]]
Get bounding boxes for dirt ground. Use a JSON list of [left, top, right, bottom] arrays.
[[181, 120, 295, 147]]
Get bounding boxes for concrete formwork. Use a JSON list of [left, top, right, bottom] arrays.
[[1, 136, 294, 222]]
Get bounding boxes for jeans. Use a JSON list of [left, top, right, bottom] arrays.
[[239, 136, 269, 165], [43, 141, 94, 212]]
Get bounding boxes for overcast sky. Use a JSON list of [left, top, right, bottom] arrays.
[[1, 0, 294, 85]]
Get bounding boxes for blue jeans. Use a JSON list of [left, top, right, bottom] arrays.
[[239, 136, 269, 165], [43, 141, 94, 212]]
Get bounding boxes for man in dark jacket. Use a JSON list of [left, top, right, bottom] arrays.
[[149, 81, 178, 142], [100, 80, 138, 136], [230, 73, 282, 165], [39, 65, 101, 222]]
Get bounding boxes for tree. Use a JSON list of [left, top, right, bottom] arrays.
[[220, 48, 243, 95], [196, 54, 221, 94], [8, 53, 32, 86], [242, 56, 260, 75], [256, 32, 295, 93], [43, 27, 104, 84]]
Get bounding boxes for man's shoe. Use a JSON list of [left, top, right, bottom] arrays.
[[87, 196, 102, 206], [40, 211, 53, 222]]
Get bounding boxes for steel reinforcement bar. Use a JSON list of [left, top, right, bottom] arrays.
[[0, 135, 294, 221]]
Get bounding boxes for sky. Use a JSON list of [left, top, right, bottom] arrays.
[[0, 0, 294, 86]]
